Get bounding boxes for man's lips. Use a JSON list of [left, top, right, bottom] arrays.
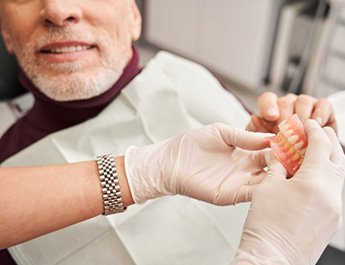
[[39, 41, 96, 54], [37, 41, 98, 63]]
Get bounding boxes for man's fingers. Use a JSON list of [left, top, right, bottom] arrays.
[[246, 115, 271, 133], [311, 98, 332, 126], [277, 94, 297, 123], [304, 120, 332, 162], [257, 92, 279, 122], [295, 95, 316, 122], [326, 113, 338, 134], [323, 127, 345, 165], [311, 98, 338, 133]]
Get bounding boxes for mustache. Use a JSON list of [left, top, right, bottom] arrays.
[[34, 28, 97, 50]]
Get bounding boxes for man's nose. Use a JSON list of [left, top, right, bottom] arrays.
[[41, 0, 82, 26]]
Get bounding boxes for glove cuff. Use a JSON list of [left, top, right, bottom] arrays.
[[125, 146, 143, 204], [124, 145, 174, 204]]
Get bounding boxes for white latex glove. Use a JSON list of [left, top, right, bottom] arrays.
[[125, 123, 273, 205], [232, 120, 345, 265]]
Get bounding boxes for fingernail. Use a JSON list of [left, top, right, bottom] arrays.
[[267, 108, 279, 117], [315, 117, 323, 125]]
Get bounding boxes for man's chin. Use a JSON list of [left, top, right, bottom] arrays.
[[38, 88, 103, 101], [40, 89, 103, 102], [33, 73, 120, 102]]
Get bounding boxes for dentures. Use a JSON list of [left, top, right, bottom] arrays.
[[269, 114, 308, 177]]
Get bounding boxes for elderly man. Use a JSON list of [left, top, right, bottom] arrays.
[[0, 0, 340, 265]]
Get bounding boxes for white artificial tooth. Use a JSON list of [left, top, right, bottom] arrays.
[[292, 152, 300, 161], [283, 141, 290, 149], [298, 157, 304, 165], [299, 148, 307, 156], [276, 132, 284, 142], [286, 147, 295, 155], [279, 123, 290, 133], [294, 141, 304, 151], [287, 135, 299, 145], [283, 129, 293, 138]]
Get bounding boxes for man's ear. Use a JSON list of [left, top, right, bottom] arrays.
[[129, 1, 142, 42], [1, 29, 14, 54]]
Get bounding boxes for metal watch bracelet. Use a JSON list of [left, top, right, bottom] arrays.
[[96, 154, 125, 215]]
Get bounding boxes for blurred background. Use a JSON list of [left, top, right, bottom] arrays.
[[136, 0, 345, 113], [1, 0, 344, 264]]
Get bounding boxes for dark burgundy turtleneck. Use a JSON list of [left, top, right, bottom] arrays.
[[0, 47, 140, 265], [0, 47, 140, 163]]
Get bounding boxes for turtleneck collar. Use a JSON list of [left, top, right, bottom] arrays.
[[20, 46, 141, 132]]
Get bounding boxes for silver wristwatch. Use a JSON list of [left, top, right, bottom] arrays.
[[96, 154, 125, 215]]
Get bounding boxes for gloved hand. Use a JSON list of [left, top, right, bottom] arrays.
[[232, 120, 345, 265], [125, 123, 273, 205]]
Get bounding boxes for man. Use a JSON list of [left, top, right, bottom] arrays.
[[0, 0, 340, 264], [0, 0, 142, 160]]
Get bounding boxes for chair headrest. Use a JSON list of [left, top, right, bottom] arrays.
[[0, 35, 25, 100]]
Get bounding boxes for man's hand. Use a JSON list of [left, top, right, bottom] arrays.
[[247, 92, 337, 134], [125, 123, 273, 205]]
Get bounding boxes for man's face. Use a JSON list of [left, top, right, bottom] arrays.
[[0, 0, 141, 101]]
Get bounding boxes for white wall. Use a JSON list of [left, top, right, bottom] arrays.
[[145, 0, 287, 89]]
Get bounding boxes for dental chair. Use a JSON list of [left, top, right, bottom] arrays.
[[0, 35, 26, 100], [0, 35, 30, 137]]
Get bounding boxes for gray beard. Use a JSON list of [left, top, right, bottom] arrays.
[[13, 27, 129, 101], [27, 64, 123, 101]]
